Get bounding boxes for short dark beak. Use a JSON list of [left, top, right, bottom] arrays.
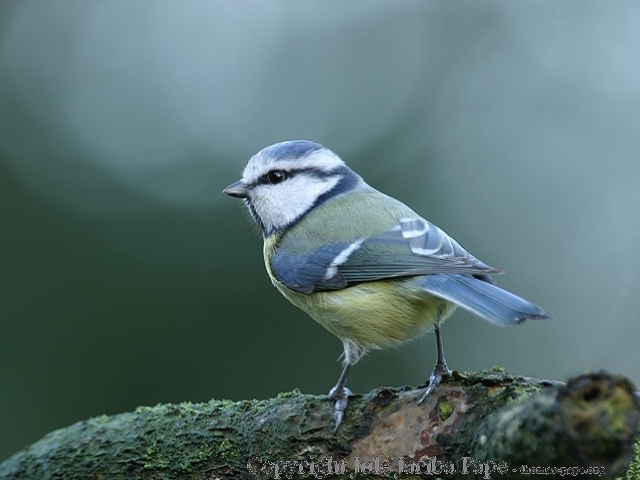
[[223, 180, 249, 198]]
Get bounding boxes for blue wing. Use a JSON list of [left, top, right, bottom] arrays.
[[271, 218, 501, 294], [413, 274, 553, 326]]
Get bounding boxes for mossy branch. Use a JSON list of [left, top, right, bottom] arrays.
[[1, 370, 638, 479]]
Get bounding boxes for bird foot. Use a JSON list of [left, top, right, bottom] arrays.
[[329, 385, 353, 433], [418, 362, 452, 404]]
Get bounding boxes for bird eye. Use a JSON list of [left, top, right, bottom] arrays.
[[266, 170, 287, 184]]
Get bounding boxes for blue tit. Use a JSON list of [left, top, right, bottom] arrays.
[[223, 140, 553, 431]]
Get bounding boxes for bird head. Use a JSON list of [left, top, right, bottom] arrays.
[[224, 140, 363, 236]]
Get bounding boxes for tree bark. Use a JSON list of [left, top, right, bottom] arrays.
[[1, 370, 638, 479]]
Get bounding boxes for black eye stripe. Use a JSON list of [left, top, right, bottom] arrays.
[[255, 166, 343, 187], [257, 169, 289, 186]]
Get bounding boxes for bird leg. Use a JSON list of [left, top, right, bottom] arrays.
[[328, 363, 353, 433], [418, 324, 452, 404]]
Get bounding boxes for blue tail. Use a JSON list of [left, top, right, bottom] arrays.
[[415, 274, 554, 326]]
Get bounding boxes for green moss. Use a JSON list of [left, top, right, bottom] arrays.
[[277, 388, 303, 398], [217, 438, 240, 462], [467, 382, 490, 403], [3, 371, 634, 480], [438, 401, 453, 421], [618, 440, 640, 479]]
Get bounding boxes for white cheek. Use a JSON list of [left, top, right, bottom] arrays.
[[253, 176, 339, 233]]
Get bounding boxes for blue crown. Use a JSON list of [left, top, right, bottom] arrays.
[[260, 140, 324, 160]]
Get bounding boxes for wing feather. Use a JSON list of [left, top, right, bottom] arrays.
[[272, 217, 501, 293]]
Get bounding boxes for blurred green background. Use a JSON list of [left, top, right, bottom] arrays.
[[2, 0, 640, 462]]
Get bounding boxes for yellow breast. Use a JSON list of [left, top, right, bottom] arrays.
[[264, 234, 456, 357]]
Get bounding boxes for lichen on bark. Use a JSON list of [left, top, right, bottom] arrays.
[[0, 370, 638, 480]]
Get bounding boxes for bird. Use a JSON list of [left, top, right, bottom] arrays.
[[223, 140, 553, 431]]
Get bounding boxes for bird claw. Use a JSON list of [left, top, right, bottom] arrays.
[[329, 386, 353, 433], [418, 363, 452, 404]]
